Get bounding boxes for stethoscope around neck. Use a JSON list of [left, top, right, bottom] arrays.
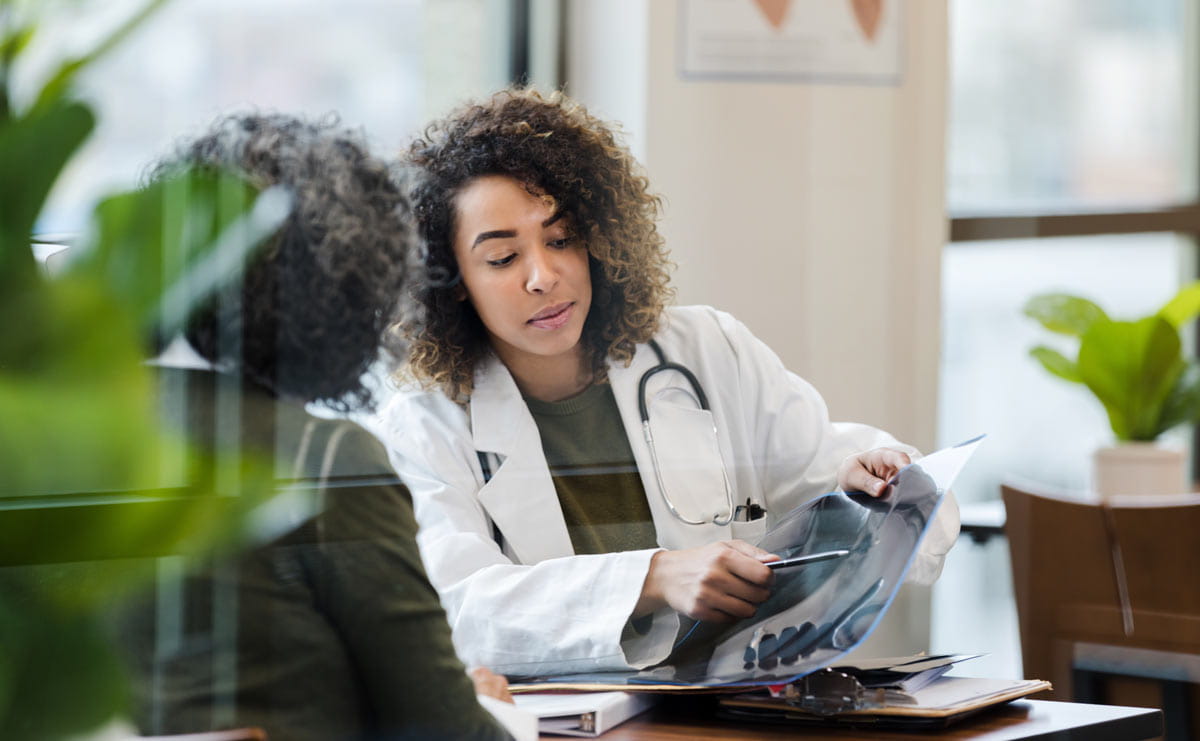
[[638, 340, 735, 526]]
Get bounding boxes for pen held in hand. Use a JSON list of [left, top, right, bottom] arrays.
[[766, 549, 850, 571]]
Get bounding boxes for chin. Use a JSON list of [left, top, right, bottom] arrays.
[[531, 331, 585, 358]]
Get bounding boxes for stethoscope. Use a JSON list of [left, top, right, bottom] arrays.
[[638, 340, 736, 526]]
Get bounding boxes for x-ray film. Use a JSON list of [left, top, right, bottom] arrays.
[[522, 435, 984, 689]]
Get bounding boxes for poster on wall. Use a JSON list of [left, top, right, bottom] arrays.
[[678, 0, 904, 85]]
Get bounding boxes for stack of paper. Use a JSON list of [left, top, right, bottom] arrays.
[[830, 653, 982, 701]]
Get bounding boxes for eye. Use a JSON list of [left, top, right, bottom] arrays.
[[486, 253, 516, 267], [547, 236, 575, 249]]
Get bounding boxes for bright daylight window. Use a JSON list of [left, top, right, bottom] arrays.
[[932, 0, 1197, 680], [939, 0, 1197, 502], [25, 0, 518, 237], [4, 2, 531, 737]]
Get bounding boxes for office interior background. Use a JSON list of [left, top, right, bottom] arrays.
[[17, 0, 1197, 727]]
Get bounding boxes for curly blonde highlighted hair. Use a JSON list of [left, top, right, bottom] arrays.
[[398, 88, 673, 400]]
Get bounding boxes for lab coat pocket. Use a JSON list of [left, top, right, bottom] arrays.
[[730, 516, 767, 544], [645, 397, 730, 525]]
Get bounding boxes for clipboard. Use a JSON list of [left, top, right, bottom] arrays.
[[716, 672, 1052, 730]]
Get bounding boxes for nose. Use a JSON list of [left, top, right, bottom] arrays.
[[524, 245, 560, 294]]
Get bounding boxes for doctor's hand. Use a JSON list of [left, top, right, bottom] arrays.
[[636, 541, 778, 623], [838, 448, 911, 497]]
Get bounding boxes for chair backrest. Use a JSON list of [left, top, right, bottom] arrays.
[[1002, 482, 1200, 700]]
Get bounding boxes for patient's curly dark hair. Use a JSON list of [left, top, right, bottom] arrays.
[[151, 113, 411, 412], [399, 88, 673, 400]]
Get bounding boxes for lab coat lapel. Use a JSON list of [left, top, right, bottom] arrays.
[[470, 356, 575, 564], [610, 341, 732, 550]]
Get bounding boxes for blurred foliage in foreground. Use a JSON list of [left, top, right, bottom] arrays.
[[1, 1, 289, 737]]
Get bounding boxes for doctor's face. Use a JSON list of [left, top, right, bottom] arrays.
[[451, 175, 592, 374]]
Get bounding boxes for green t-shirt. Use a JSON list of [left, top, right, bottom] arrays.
[[525, 383, 658, 555]]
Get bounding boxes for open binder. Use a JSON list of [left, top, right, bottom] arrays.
[[513, 691, 657, 737]]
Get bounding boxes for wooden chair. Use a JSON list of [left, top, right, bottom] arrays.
[[1002, 481, 1200, 741]]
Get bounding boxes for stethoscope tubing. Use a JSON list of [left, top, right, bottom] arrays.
[[639, 341, 735, 526]]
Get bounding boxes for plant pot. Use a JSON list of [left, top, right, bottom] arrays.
[[1092, 443, 1188, 497]]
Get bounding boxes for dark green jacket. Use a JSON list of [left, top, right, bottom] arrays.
[[121, 369, 510, 740]]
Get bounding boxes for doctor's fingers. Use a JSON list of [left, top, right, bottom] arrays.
[[700, 567, 773, 606], [692, 558, 774, 600], [685, 588, 763, 622], [724, 539, 780, 564], [863, 448, 911, 478], [700, 539, 772, 585], [838, 450, 907, 497]]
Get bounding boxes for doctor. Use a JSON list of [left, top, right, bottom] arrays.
[[380, 88, 959, 677]]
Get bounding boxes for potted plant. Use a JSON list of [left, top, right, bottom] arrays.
[[1, 2, 285, 738], [1023, 282, 1200, 496]]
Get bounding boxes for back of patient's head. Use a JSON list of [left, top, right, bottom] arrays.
[[152, 113, 412, 412]]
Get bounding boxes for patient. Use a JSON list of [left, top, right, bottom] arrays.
[[118, 113, 513, 740]]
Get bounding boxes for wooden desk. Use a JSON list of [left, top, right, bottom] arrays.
[[590, 697, 1162, 740]]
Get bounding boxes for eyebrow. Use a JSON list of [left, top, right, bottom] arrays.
[[470, 213, 566, 249], [471, 230, 516, 249]]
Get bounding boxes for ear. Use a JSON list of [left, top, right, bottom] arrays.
[[453, 283, 467, 302]]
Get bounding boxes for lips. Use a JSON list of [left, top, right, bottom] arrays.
[[527, 302, 574, 330]]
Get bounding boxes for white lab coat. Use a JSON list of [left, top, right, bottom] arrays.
[[378, 305, 959, 676]]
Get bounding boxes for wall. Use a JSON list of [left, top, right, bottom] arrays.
[[567, 0, 947, 453], [566, 0, 950, 654]]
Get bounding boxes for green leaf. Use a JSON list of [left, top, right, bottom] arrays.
[[154, 182, 291, 337], [0, 581, 129, 740], [1158, 280, 1200, 328], [64, 170, 290, 337], [1023, 293, 1109, 337], [29, 0, 170, 114], [0, 277, 277, 600], [0, 277, 169, 491], [1029, 345, 1083, 383], [0, 100, 93, 289], [1157, 362, 1200, 435], [0, 24, 36, 117], [0, 23, 36, 65], [1078, 316, 1185, 442]]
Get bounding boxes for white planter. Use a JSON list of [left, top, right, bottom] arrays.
[[1092, 443, 1188, 497]]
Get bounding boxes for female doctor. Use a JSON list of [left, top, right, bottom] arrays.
[[380, 88, 959, 677]]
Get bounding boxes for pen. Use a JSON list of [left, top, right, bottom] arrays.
[[766, 549, 850, 571]]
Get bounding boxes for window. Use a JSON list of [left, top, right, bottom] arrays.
[[27, 0, 522, 234], [933, 0, 1198, 680], [940, 0, 1198, 503], [7, 2, 539, 736]]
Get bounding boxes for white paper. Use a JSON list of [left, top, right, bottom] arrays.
[[679, 0, 904, 84]]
